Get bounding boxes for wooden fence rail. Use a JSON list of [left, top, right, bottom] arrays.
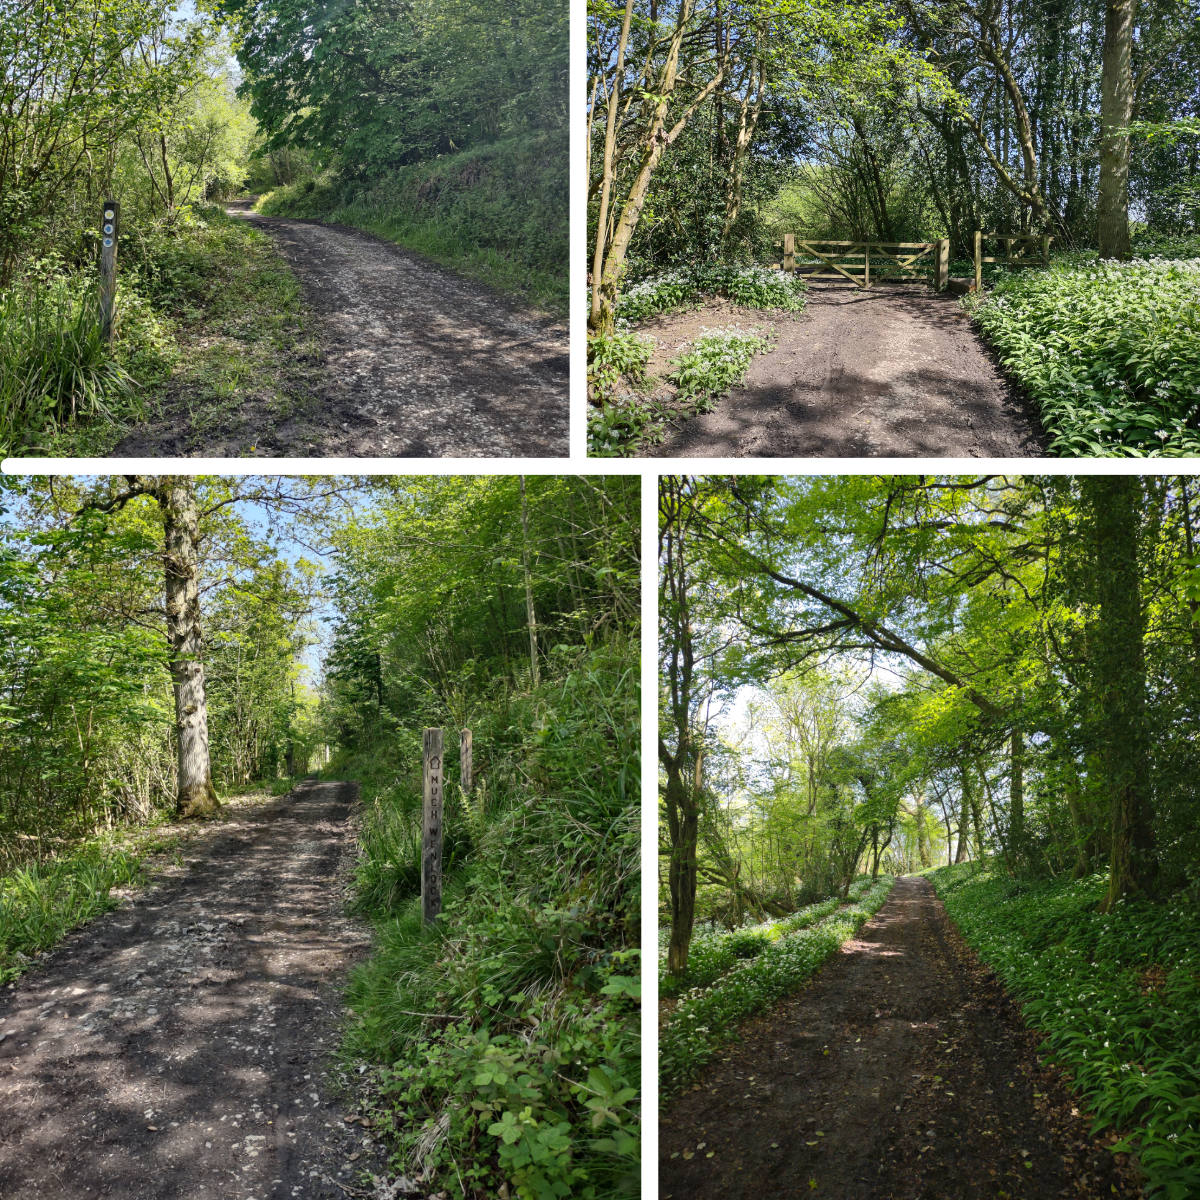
[[973, 231, 1052, 290]]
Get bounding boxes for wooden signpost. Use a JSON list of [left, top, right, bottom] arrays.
[[422, 727, 443, 924], [460, 728, 472, 795], [99, 200, 119, 343]]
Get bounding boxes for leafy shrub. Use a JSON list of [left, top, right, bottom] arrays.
[[969, 257, 1200, 456], [659, 877, 895, 1097], [929, 862, 1200, 1199], [0, 847, 144, 982], [588, 330, 652, 399], [617, 264, 808, 323], [668, 328, 768, 405]]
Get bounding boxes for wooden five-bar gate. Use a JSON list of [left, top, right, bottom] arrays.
[[777, 235, 951, 291]]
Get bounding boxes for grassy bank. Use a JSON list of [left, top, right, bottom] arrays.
[[3, 205, 313, 457], [929, 861, 1200, 1198], [257, 133, 567, 315], [334, 638, 639, 1199]]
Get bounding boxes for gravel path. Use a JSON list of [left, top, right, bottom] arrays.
[[0, 780, 391, 1200], [655, 283, 1043, 457], [660, 876, 1141, 1200], [117, 206, 568, 458]]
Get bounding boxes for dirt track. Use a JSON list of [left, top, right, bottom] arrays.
[[660, 876, 1142, 1200], [117, 207, 567, 458], [655, 283, 1043, 457], [0, 781, 390, 1200]]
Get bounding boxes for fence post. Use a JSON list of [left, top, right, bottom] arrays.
[[782, 233, 795, 273], [1040, 234, 1051, 266], [422, 727, 444, 924], [460, 728, 472, 795], [935, 239, 949, 291], [863, 244, 870, 289], [99, 200, 119, 343], [973, 230, 982, 292]]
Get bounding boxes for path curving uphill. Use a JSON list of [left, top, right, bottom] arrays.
[[0, 780, 387, 1200], [117, 206, 567, 458], [660, 875, 1142, 1200], [655, 282, 1042, 457]]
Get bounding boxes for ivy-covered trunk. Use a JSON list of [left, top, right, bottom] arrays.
[[158, 477, 221, 819], [1084, 476, 1155, 909]]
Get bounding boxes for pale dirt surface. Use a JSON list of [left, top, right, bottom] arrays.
[[650, 283, 1044, 457], [660, 876, 1143, 1200], [116, 206, 567, 458], [0, 780, 401, 1200]]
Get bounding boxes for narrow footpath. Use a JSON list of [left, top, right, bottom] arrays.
[[0, 780, 388, 1200], [661, 876, 1143, 1200]]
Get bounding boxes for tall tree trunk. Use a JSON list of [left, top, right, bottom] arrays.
[[1084, 477, 1156, 910], [158, 478, 220, 819], [955, 765, 972, 862], [1097, 0, 1137, 258], [1009, 726, 1025, 862]]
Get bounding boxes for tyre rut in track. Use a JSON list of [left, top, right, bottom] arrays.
[[0, 780, 388, 1200], [660, 875, 1142, 1200]]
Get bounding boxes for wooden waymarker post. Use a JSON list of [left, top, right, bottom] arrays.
[[935, 238, 950, 291], [99, 200, 119, 343], [460, 728, 472, 795], [422, 727, 444, 924], [973, 230, 983, 292], [782, 233, 795, 273]]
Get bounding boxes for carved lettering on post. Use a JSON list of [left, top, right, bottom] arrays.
[[99, 201, 119, 343], [422, 727, 444, 924], [460, 728, 472, 796]]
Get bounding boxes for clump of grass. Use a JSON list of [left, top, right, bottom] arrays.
[[0, 275, 136, 455], [0, 847, 145, 982]]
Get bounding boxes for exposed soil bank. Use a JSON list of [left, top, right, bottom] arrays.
[[0, 780, 389, 1200], [654, 283, 1042, 457], [661, 875, 1142, 1200]]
